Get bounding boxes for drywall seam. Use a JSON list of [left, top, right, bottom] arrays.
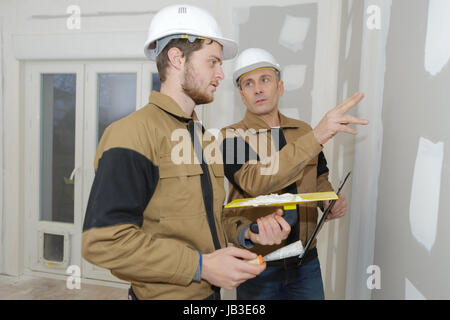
[[0, 15, 4, 274], [345, 0, 392, 300]]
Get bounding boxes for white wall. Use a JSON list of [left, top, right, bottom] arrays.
[[345, 0, 450, 300], [345, 0, 392, 299], [373, 0, 450, 299]]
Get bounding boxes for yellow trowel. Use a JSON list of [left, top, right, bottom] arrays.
[[225, 172, 350, 236], [225, 191, 339, 234]]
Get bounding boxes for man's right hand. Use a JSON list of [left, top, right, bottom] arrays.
[[201, 247, 266, 290], [313, 92, 369, 145]]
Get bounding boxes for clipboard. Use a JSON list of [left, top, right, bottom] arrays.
[[299, 172, 351, 259]]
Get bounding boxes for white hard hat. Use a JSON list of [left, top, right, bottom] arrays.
[[144, 4, 238, 61], [233, 48, 281, 88]]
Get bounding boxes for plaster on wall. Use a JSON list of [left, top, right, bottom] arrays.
[[345, 18, 352, 60], [345, 0, 391, 300], [279, 15, 310, 52], [373, 0, 450, 300], [282, 64, 307, 92], [409, 137, 444, 252], [232, 6, 250, 25], [424, 0, 450, 76], [405, 277, 426, 300]]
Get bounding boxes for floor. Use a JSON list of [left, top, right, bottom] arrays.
[[0, 275, 238, 300], [0, 276, 128, 300]]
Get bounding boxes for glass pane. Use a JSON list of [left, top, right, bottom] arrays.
[[43, 233, 64, 262], [40, 74, 76, 223], [98, 73, 137, 142], [152, 73, 161, 92]]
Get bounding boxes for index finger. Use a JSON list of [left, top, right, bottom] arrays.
[[274, 215, 291, 232], [338, 92, 364, 114], [341, 114, 369, 125]]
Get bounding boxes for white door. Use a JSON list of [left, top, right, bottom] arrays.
[[24, 62, 85, 276], [24, 61, 162, 283], [82, 62, 143, 282]]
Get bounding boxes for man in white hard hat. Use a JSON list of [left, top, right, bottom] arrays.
[[221, 48, 368, 299], [82, 6, 289, 300]]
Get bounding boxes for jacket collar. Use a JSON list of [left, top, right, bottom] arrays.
[[149, 90, 200, 122], [242, 109, 301, 131]]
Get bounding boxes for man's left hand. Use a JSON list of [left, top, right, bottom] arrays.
[[245, 209, 291, 245], [324, 194, 347, 221]]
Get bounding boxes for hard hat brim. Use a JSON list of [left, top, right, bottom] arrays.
[[144, 33, 238, 61], [233, 62, 281, 88]]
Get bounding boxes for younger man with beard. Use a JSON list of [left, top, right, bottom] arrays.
[[81, 6, 290, 300]]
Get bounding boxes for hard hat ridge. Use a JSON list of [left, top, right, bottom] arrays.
[[144, 4, 238, 60]]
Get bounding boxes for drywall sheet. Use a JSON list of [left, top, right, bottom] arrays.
[[331, 0, 365, 299], [233, 4, 318, 123], [373, 0, 450, 299]]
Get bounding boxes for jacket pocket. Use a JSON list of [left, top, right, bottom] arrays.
[[155, 156, 204, 218]]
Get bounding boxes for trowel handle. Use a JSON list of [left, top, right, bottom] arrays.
[[249, 205, 298, 234]]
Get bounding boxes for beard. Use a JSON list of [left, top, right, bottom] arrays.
[[181, 63, 213, 105]]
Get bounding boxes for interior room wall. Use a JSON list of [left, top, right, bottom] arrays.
[[372, 0, 450, 299], [6, 0, 439, 301], [345, 0, 392, 299], [0, 15, 4, 274], [324, 0, 364, 299]]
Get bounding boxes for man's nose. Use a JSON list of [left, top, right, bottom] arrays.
[[216, 66, 224, 81], [254, 82, 264, 94]]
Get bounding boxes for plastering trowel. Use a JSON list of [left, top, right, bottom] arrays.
[[225, 191, 339, 233], [244, 172, 351, 265]]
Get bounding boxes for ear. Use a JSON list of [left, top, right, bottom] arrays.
[[239, 89, 246, 102], [167, 47, 185, 71], [278, 80, 285, 97]]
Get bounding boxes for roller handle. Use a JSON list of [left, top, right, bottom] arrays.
[[249, 208, 298, 234]]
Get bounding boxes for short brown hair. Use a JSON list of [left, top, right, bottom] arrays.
[[156, 38, 213, 82]]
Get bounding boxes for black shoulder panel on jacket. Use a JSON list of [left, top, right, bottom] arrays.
[[317, 151, 330, 177], [83, 148, 159, 231], [221, 137, 259, 193]]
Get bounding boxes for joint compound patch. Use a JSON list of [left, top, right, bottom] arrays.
[[425, 0, 450, 76], [405, 278, 426, 300], [282, 65, 307, 92], [409, 137, 444, 252], [232, 7, 250, 25], [279, 15, 310, 52]]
